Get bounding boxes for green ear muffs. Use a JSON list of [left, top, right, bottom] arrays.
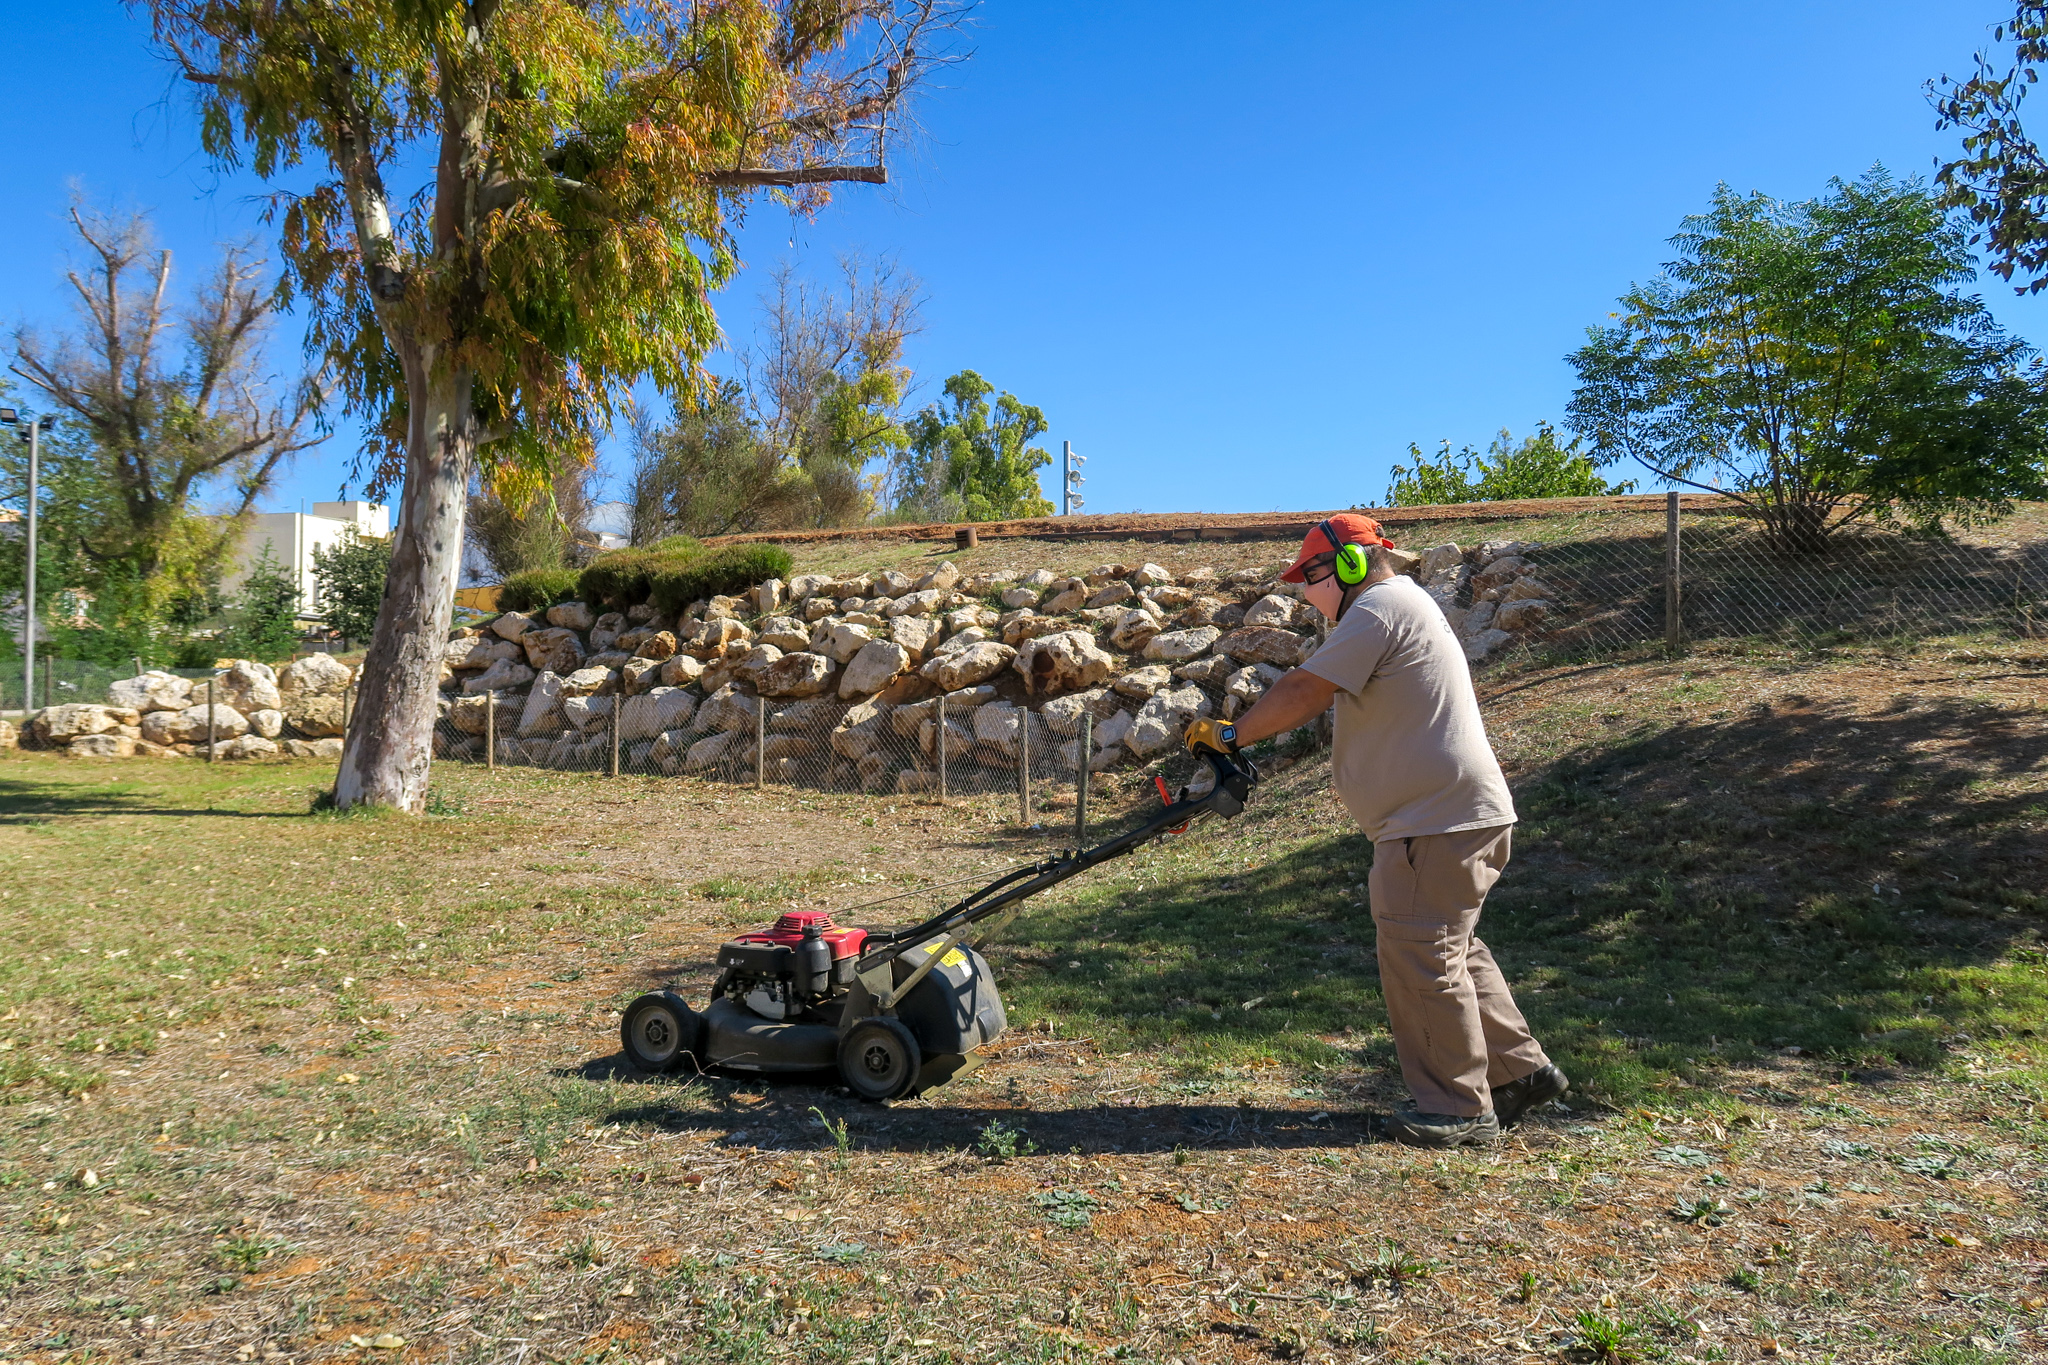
[[1318, 519, 1372, 586]]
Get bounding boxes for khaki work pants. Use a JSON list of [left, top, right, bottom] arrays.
[[1368, 824, 1548, 1117]]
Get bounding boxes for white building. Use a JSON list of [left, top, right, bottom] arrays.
[[224, 501, 390, 621]]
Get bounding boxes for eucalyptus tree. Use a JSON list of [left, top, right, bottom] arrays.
[[141, 0, 960, 809]]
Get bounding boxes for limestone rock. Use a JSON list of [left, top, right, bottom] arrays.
[[1463, 628, 1512, 662], [758, 616, 811, 652], [448, 694, 494, 736], [562, 695, 614, 731], [589, 611, 627, 653], [217, 660, 282, 713], [1143, 584, 1194, 610], [627, 603, 660, 624], [561, 665, 617, 698], [633, 629, 678, 661], [770, 698, 844, 733], [1021, 567, 1059, 589], [946, 605, 997, 633], [1460, 600, 1497, 636], [37, 703, 121, 742], [921, 640, 1016, 691], [547, 600, 596, 631], [886, 588, 944, 618], [1172, 655, 1235, 688], [840, 640, 912, 700], [734, 644, 785, 688], [284, 737, 345, 759], [70, 733, 137, 758], [890, 615, 943, 662], [812, 621, 874, 665], [249, 708, 284, 739], [842, 609, 890, 631], [1242, 594, 1297, 629], [827, 575, 873, 600], [659, 654, 706, 688], [463, 658, 534, 695], [699, 684, 759, 734], [621, 657, 663, 696], [620, 687, 697, 742], [1473, 556, 1530, 591], [914, 561, 961, 593], [685, 731, 742, 773], [972, 701, 1044, 760], [1125, 686, 1214, 759], [108, 671, 195, 713], [875, 569, 915, 596], [1417, 543, 1464, 579], [1016, 629, 1117, 695], [803, 595, 838, 622], [282, 693, 345, 738], [522, 627, 585, 674], [215, 734, 278, 761], [1132, 562, 1174, 587], [756, 650, 837, 698], [1042, 580, 1089, 614], [918, 713, 973, 759], [142, 702, 249, 746], [829, 699, 891, 759], [1112, 665, 1174, 700], [489, 610, 535, 641], [787, 574, 833, 599], [1001, 611, 1062, 647], [1108, 607, 1162, 653], [0, 719, 17, 750], [1215, 626, 1311, 668], [1083, 563, 1123, 586], [691, 618, 753, 660], [697, 656, 745, 696], [1495, 598, 1550, 632], [755, 578, 785, 615], [1038, 687, 1120, 735], [1225, 663, 1287, 706], [1094, 707, 1135, 751], [1144, 626, 1221, 662], [1086, 580, 1134, 610], [520, 673, 568, 735], [1503, 576, 1555, 603], [280, 653, 354, 697], [1000, 584, 1042, 610]]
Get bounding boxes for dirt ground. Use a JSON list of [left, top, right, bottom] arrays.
[[2, 644, 2044, 1364]]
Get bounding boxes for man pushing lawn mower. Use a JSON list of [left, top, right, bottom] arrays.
[[1185, 514, 1568, 1148]]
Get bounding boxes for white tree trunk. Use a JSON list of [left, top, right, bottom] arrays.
[[334, 366, 476, 811]]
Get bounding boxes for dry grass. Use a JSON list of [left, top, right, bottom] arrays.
[[1, 641, 2044, 1364]]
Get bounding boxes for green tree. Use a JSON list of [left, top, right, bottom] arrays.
[[215, 545, 302, 663], [896, 371, 1054, 522], [1384, 424, 1634, 507], [1932, 3, 2048, 292], [1566, 170, 2048, 552], [141, 0, 959, 810], [311, 529, 395, 645]]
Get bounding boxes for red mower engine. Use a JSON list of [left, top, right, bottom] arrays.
[[712, 910, 867, 1021]]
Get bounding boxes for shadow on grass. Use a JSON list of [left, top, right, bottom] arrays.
[[602, 692, 2042, 1112], [0, 774, 315, 824]]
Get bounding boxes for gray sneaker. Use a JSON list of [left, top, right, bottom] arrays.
[[1384, 1104, 1499, 1148], [1490, 1064, 1569, 1129]]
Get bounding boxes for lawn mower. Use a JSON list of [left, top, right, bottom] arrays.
[[619, 743, 1260, 1101]]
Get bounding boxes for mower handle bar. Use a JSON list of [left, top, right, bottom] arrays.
[[858, 743, 1259, 967]]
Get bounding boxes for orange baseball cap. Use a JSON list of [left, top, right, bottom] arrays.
[[1280, 513, 1395, 583]]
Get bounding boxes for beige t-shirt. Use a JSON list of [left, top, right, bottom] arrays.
[[1302, 575, 1516, 843]]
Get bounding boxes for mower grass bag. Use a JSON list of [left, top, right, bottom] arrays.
[[621, 744, 1257, 1101]]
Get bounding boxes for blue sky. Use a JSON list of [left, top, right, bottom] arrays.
[[2, 1, 2043, 517]]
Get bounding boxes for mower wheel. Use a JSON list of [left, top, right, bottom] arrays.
[[838, 1017, 922, 1102], [621, 992, 701, 1074]]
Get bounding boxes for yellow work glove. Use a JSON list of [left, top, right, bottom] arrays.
[[1183, 718, 1239, 755]]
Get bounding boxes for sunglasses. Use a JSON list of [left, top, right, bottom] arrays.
[[1297, 552, 1338, 585]]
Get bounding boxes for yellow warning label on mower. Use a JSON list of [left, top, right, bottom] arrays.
[[920, 940, 968, 969]]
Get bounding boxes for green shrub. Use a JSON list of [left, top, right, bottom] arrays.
[[577, 536, 703, 609], [498, 567, 583, 614], [647, 544, 794, 616]]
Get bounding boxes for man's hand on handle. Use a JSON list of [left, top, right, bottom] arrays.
[[1183, 718, 1238, 756]]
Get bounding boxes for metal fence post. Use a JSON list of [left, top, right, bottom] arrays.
[[607, 694, 621, 777], [936, 695, 948, 803], [755, 698, 766, 789], [1018, 703, 1032, 824], [205, 676, 217, 763], [485, 690, 496, 770], [1075, 712, 1091, 846], [1665, 490, 1685, 652]]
